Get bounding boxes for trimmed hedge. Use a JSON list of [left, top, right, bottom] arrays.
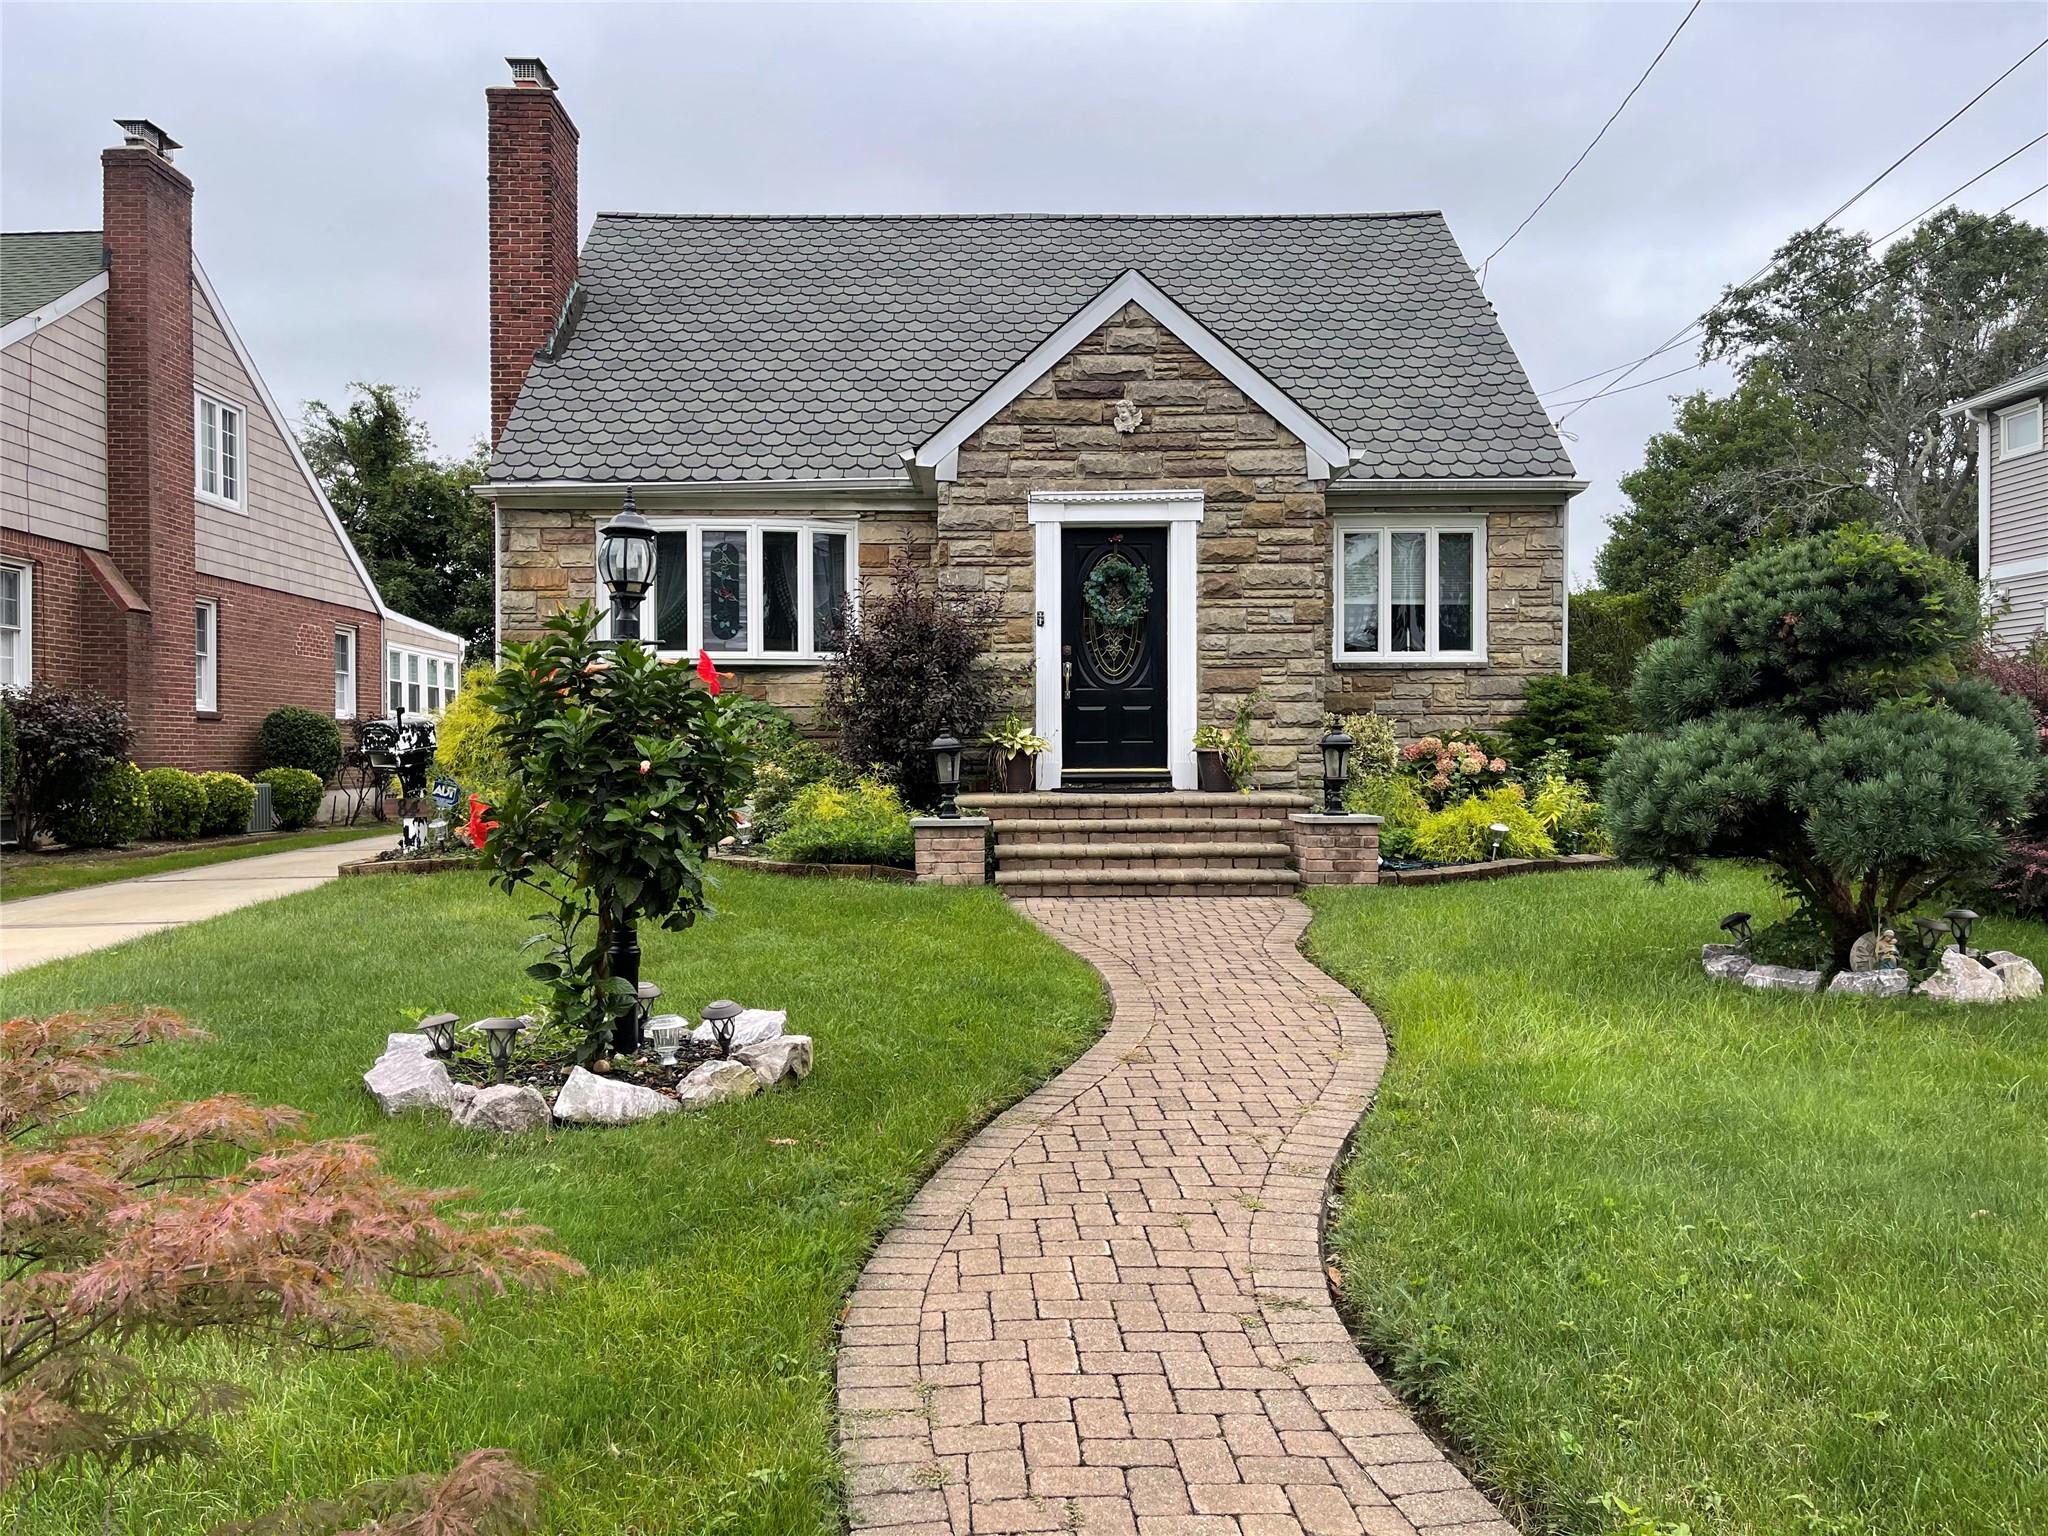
[[140, 767, 208, 840], [256, 706, 343, 781], [56, 760, 152, 849], [197, 770, 257, 837], [255, 766, 325, 830]]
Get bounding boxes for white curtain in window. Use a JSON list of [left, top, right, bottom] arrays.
[[1390, 531, 1427, 652], [1342, 531, 1379, 653]]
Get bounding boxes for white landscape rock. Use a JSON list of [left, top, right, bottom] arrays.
[[1984, 950, 2044, 1001], [363, 1050, 455, 1116], [1701, 943, 1746, 963], [691, 1008, 785, 1050], [674, 1059, 762, 1108], [737, 1034, 813, 1089], [1742, 963, 1824, 994], [1703, 952, 1754, 983], [1916, 948, 2007, 1005], [552, 1066, 680, 1126], [385, 1032, 435, 1055], [458, 1083, 552, 1135], [1827, 969, 1910, 998]]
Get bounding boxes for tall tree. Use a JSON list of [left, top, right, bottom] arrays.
[[1596, 366, 1872, 628], [1701, 208, 2048, 565], [300, 384, 494, 652]]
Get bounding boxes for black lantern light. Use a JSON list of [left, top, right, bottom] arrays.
[[1912, 915, 1952, 959], [1319, 724, 1355, 814], [701, 999, 742, 1059], [596, 488, 657, 643], [1488, 821, 1510, 862], [1720, 911, 1753, 948], [472, 1016, 528, 1084], [931, 730, 963, 818], [418, 1012, 459, 1057], [1944, 907, 1979, 956]]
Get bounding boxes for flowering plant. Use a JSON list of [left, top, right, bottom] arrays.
[[1399, 734, 1514, 809]]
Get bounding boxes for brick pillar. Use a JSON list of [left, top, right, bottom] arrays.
[[913, 816, 991, 885], [487, 58, 579, 446], [102, 122, 196, 768], [1290, 813, 1381, 886]]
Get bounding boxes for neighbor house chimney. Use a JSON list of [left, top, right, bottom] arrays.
[[487, 57, 579, 446], [102, 116, 197, 765]]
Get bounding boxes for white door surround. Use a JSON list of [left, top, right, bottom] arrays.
[[1029, 490, 1203, 791]]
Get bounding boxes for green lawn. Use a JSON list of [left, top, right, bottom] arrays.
[[1307, 868, 2048, 1536], [0, 824, 391, 903], [0, 868, 1104, 1534]]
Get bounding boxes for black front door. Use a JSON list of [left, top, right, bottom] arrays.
[[1061, 526, 1168, 775]]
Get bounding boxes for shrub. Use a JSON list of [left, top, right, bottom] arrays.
[[821, 553, 1003, 808], [1569, 587, 1660, 700], [1, 681, 130, 847], [433, 663, 515, 811], [1527, 757, 1612, 855], [54, 760, 151, 849], [1502, 674, 1625, 782], [1412, 786, 1555, 864], [1399, 734, 1514, 810], [256, 766, 326, 829], [197, 769, 257, 836], [1335, 711, 1399, 790], [765, 776, 915, 866], [1607, 527, 2038, 967], [140, 766, 207, 839], [1344, 772, 1429, 861], [256, 704, 344, 781], [0, 702, 15, 804]]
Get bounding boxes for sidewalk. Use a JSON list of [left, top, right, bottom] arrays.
[[0, 835, 399, 976]]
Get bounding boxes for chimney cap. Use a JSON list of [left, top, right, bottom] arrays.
[[113, 119, 181, 159], [505, 57, 558, 90]]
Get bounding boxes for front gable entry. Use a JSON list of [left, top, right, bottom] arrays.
[[915, 269, 1351, 483]]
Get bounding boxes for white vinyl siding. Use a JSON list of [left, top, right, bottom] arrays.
[[0, 295, 109, 549], [1988, 395, 2048, 569], [194, 599, 218, 711], [0, 561, 30, 687], [1332, 517, 1488, 663], [194, 391, 244, 511], [605, 518, 856, 661]]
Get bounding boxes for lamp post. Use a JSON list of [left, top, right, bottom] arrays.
[[1319, 724, 1354, 814], [701, 999, 742, 1058], [597, 490, 658, 1056], [472, 1016, 528, 1084], [1720, 911, 1753, 948], [1944, 907, 1979, 957], [931, 730, 963, 818]]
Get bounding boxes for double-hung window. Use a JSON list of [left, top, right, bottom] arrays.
[[613, 519, 856, 660], [2000, 398, 2042, 460], [195, 393, 245, 510], [334, 628, 357, 718], [0, 561, 30, 688], [1333, 518, 1486, 662], [194, 599, 219, 711], [386, 646, 459, 715]]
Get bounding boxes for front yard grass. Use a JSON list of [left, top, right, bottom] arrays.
[[1306, 867, 2048, 1536], [0, 867, 1104, 1535], [0, 823, 391, 903]]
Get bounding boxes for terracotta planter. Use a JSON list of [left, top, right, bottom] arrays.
[[999, 751, 1038, 793], [1195, 749, 1231, 793]]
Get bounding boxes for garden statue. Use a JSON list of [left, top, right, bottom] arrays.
[[1875, 928, 1900, 971]]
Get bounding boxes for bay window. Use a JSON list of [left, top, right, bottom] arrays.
[[1333, 518, 1486, 662], [386, 646, 459, 715], [610, 519, 856, 660]]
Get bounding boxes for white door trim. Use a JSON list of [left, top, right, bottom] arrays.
[[1029, 491, 1203, 790]]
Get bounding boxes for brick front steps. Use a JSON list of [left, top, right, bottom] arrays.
[[962, 791, 1314, 897]]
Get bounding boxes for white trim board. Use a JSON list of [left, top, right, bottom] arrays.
[[0, 271, 109, 353], [916, 269, 1350, 480], [1029, 490, 1201, 791]]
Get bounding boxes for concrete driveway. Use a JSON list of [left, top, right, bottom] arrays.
[[1, 835, 399, 976]]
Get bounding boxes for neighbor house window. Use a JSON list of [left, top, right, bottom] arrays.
[[613, 520, 855, 660], [2001, 399, 2042, 460], [386, 645, 459, 715], [334, 628, 356, 719], [194, 600, 218, 711], [195, 393, 245, 510], [1333, 519, 1486, 662], [0, 562, 30, 688]]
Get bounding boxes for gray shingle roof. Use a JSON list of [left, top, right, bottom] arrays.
[[489, 213, 1575, 485], [0, 230, 104, 327]]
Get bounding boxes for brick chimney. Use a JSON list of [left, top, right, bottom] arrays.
[[487, 57, 579, 446], [101, 117, 196, 765]]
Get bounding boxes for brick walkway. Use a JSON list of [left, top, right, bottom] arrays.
[[838, 897, 1513, 1536]]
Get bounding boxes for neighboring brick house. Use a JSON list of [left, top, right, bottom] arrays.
[[0, 120, 465, 778], [1952, 360, 2048, 651], [479, 61, 1581, 793]]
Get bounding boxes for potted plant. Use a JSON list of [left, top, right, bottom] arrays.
[[1191, 724, 1233, 792], [1193, 694, 1264, 793], [985, 713, 1050, 793]]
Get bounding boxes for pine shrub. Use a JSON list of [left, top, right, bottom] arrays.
[[256, 705, 344, 781], [1502, 674, 1625, 781], [140, 766, 207, 840]]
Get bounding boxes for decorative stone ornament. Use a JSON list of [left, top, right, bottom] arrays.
[[674, 1060, 761, 1108], [1827, 970, 1910, 998], [1986, 950, 2045, 999], [1112, 399, 1143, 434], [737, 1034, 813, 1088], [553, 1066, 680, 1125], [364, 1049, 456, 1116]]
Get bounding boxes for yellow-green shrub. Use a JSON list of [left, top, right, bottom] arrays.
[[140, 766, 207, 840], [764, 776, 914, 866], [1412, 786, 1555, 864], [433, 664, 513, 810], [1344, 773, 1429, 861], [196, 770, 256, 837], [1529, 770, 1612, 855]]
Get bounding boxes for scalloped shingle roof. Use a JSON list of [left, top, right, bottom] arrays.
[[488, 212, 1575, 485]]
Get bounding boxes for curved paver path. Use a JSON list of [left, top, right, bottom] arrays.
[[839, 897, 1513, 1536]]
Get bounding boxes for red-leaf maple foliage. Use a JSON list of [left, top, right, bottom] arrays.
[[1, 1007, 580, 1531]]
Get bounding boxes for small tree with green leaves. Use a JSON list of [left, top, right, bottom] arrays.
[[1606, 527, 2040, 968], [480, 606, 751, 1061]]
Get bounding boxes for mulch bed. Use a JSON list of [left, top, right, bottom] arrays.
[[340, 853, 477, 877], [449, 1038, 720, 1095], [1377, 853, 1617, 886]]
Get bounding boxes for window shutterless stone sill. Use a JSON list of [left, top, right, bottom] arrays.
[[1332, 657, 1490, 670], [196, 710, 222, 721]]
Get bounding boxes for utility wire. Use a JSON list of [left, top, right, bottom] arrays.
[[1553, 36, 2048, 424], [1544, 363, 1714, 411], [1476, 0, 1702, 283], [1871, 133, 2047, 245], [1999, 181, 2047, 214]]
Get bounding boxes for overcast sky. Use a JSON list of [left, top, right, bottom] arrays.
[[4, 1, 2044, 582]]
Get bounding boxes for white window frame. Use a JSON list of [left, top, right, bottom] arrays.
[[386, 644, 459, 716], [1331, 515, 1489, 664], [0, 560, 31, 689], [194, 391, 247, 512], [1999, 399, 2042, 461], [599, 516, 860, 663], [194, 599, 219, 712], [334, 627, 357, 719]]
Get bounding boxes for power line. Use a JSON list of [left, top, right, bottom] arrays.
[[1554, 36, 2047, 425], [1477, 0, 1702, 283], [1544, 363, 1712, 411], [1872, 133, 2047, 245], [2000, 181, 2047, 214]]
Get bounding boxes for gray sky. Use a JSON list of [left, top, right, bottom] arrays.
[[4, 1, 2044, 582]]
